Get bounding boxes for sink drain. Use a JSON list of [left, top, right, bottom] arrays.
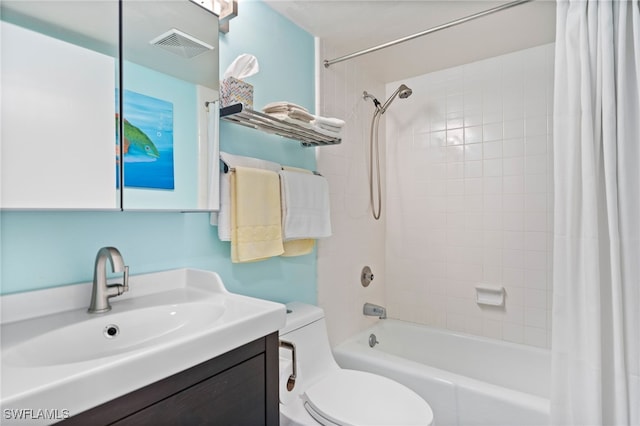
[[103, 324, 120, 339]]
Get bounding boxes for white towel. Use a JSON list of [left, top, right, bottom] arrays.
[[213, 152, 282, 241], [316, 123, 342, 132], [207, 103, 220, 211], [211, 171, 232, 237], [263, 101, 309, 113], [267, 112, 316, 130], [288, 109, 315, 123], [279, 170, 332, 241], [310, 123, 343, 138], [267, 113, 342, 137], [312, 115, 345, 128]]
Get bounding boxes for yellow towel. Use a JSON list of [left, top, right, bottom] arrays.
[[231, 166, 284, 263], [281, 238, 315, 257], [280, 166, 316, 257]]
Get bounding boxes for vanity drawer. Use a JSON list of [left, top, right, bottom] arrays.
[[114, 355, 265, 426], [63, 332, 279, 426]]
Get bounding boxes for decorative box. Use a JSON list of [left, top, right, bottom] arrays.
[[220, 76, 254, 109]]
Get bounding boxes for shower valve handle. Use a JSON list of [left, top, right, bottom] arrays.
[[361, 266, 374, 287]]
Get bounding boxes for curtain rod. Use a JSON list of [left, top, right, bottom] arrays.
[[323, 0, 534, 68]]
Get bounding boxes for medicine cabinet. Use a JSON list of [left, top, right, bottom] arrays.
[[0, 0, 219, 211]]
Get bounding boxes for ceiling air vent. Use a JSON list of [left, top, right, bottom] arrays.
[[149, 29, 214, 59]]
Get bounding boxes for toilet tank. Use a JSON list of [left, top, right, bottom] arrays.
[[279, 302, 340, 393], [280, 302, 325, 335]]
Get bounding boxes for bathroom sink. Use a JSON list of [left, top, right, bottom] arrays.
[[4, 301, 226, 367], [0, 268, 286, 423]]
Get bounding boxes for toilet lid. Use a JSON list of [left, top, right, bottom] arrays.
[[302, 369, 433, 426]]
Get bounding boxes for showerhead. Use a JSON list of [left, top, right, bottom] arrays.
[[398, 84, 413, 99], [380, 83, 412, 114]]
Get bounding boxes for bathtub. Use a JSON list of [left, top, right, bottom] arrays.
[[333, 320, 550, 426]]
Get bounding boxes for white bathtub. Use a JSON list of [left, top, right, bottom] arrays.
[[333, 320, 550, 426]]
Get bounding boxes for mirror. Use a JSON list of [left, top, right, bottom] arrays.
[[0, 0, 220, 211], [1, 0, 120, 209], [121, 0, 219, 210]]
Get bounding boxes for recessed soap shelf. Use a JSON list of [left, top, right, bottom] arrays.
[[219, 103, 342, 147], [475, 285, 505, 307]]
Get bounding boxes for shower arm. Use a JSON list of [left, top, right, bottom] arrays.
[[379, 87, 403, 115]]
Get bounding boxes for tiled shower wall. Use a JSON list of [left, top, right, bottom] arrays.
[[316, 40, 387, 346], [384, 44, 554, 348]]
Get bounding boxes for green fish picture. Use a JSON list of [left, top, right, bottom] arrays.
[[115, 114, 160, 159], [116, 89, 174, 190]]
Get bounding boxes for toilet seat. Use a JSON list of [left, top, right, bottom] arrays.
[[302, 369, 434, 426]]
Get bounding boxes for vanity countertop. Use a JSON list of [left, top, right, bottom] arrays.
[[0, 268, 286, 424]]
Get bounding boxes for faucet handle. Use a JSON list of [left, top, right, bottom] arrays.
[[122, 265, 129, 292]]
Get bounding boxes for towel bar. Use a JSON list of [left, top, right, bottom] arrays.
[[222, 163, 322, 176]]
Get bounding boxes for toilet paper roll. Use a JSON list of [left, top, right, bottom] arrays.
[[279, 358, 296, 405]]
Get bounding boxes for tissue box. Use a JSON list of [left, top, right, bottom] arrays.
[[221, 77, 254, 110]]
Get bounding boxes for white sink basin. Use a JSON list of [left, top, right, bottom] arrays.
[[0, 268, 286, 423], [4, 301, 226, 367]]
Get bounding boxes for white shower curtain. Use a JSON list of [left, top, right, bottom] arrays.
[[551, 1, 640, 425]]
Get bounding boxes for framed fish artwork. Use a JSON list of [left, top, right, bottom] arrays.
[[116, 89, 175, 190]]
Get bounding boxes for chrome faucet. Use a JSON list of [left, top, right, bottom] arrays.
[[88, 247, 129, 314], [363, 302, 387, 319]]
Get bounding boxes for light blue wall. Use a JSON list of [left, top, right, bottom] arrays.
[[218, 0, 316, 170], [0, 0, 317, 305]]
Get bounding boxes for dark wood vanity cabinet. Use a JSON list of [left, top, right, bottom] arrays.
[[63, 333, 279, 426]]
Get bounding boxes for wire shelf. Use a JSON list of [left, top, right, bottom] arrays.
[[219, 104, 342, 147]]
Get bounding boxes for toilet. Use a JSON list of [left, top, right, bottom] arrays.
[[279, 302, 434, 426]]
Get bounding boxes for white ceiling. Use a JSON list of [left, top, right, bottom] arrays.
[[261, 0, 557, 83]]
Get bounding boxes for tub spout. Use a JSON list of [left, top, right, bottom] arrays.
[[363, 302, 387, 319]]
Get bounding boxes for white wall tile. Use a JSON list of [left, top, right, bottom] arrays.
[[482, 318, 503, 339], [447, 128, 464, 145], [525, 135, 548, 156], [503, 194, 525, 212], [503, 322, 525, 343], [503, 157, 525, 176], [503, 249, 525, 269], [525, 174, 547, 193], [447, 145, 464, 162], [464, 112, 483, 127], [316, 40, 388, 346], [525, 193, 547, 211], [526, 155, 548, 174], [525, 231, 548, 251], [484, 159, 503, 176], [503, 175, 525, 194], [524, 326, 548, 348], [447, 162, 465, 179], [483, 176, 502, 194], [525, 308, 547, 329], [524, 268, 547, 290], [483, 141, 503, 159], [464, 160, 483, 178], [504, 230, 525, 250], [504, 119, 525, 139], [483, 123, 503, 142], [503, 138, 525, 157], [465, 178, 483, 195], [317, 43, 555, 349]]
